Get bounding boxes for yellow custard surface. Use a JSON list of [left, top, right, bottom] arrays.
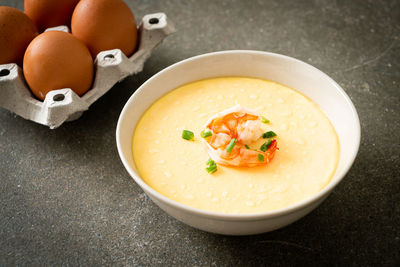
[[132, 77, 339, 214]]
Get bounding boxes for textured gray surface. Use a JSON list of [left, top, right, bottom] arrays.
[[1, 0, 399, 266]]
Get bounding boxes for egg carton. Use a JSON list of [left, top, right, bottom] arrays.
[[0, 12, 175, 129]]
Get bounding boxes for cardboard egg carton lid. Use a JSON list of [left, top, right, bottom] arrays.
[[0, 13, 175, 129]]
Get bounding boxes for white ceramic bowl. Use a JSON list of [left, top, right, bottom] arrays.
[[116, 50, 360, 235]]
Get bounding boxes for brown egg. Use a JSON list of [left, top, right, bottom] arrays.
[[71, 0, 138, 59], [23, 31, 94, 101], [24, 0, 80, 32], [0, 6, 38, 65]]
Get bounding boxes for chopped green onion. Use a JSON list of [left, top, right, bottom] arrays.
[[206, 165, 217, 174], [226, 138, 236, 153], [258, 154, 264, 162], [207, 158, 215, 166], [261, 116, 270, 124], [201, 130, 212, 138], [206, 158, 217, 174], [266, 139, 273, 148], [263, 131, 277, 138], [260, 143, 267, 152], [182, 130, 194, 140], [260, 140, 273, 152], [245, 144, 250, 149]]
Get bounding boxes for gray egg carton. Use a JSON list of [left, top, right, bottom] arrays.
[[0, 13, 174, 129]]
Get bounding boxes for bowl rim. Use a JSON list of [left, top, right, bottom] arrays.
[[116, 50, 361, 221]]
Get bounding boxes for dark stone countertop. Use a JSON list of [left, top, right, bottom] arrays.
[[1, 0, 399, 266]]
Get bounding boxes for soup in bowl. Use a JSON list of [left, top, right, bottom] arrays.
[[116, 50, 360, 235]]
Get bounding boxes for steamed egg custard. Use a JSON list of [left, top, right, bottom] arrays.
[[132, 77, 339, 214]]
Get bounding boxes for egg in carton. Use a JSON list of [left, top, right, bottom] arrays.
[[0, 13, 175, 129]]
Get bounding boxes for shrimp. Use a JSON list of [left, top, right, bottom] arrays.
[[202, 105, 278, 167]]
